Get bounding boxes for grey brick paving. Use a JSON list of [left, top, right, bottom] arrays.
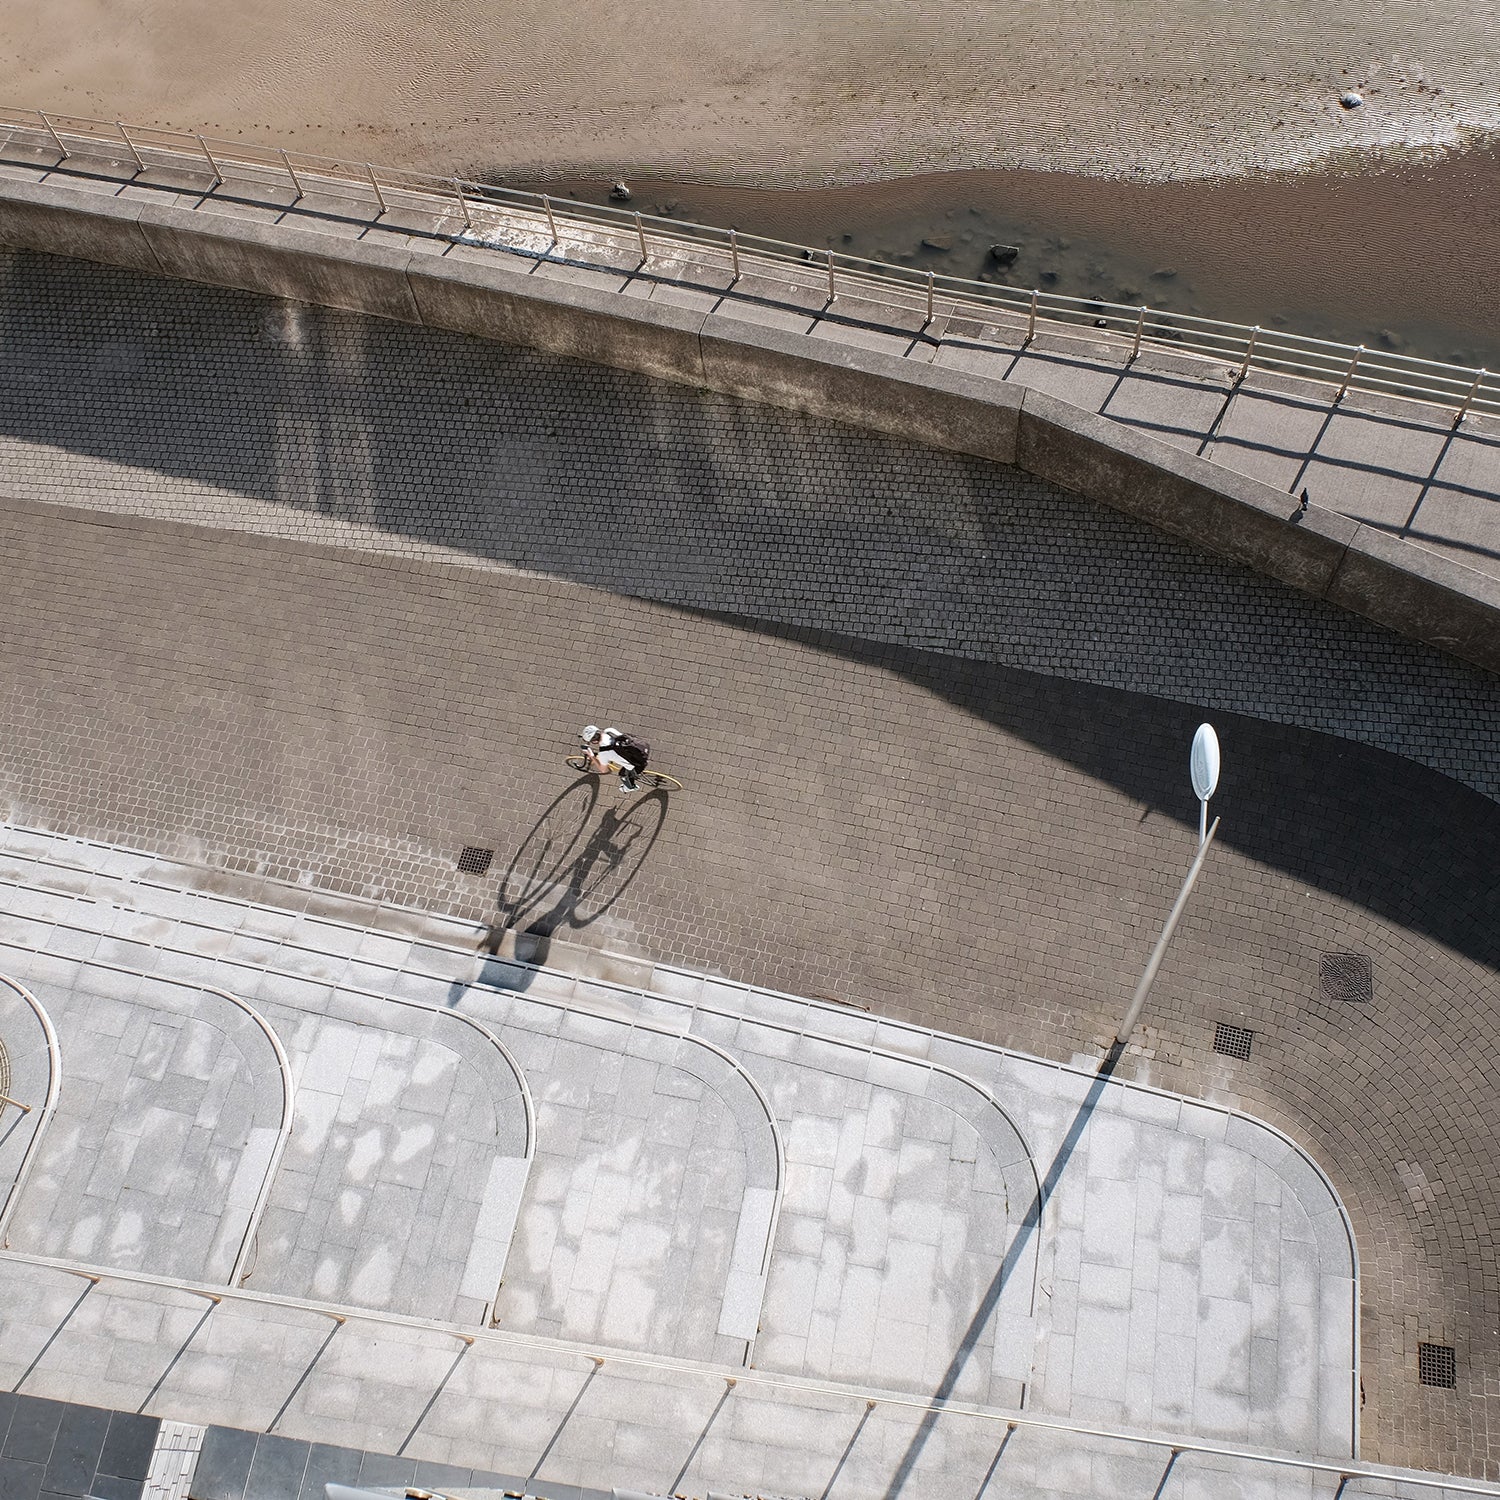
[[0, 249, 1496, 803], [0, 252, 1497, 1475]]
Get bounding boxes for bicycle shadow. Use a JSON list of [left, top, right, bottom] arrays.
[[469, 776, 672, 988]]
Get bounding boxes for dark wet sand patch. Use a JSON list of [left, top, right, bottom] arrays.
[[511, 145, 1500, 370]]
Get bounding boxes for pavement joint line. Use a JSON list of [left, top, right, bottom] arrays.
[[0, 1246, 1474, 1496]]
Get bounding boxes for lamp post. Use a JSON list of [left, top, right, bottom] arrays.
[[1115, 725, 1222, 1050]]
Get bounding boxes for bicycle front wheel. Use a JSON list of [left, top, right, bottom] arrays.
[[564, 754, 594, 774]]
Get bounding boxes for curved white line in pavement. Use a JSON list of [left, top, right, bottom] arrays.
[[0, 951, 295, 1285], [0, 904, 537, 1311], [0, 844, 778, 1319], [0, 972, 62, 1246]]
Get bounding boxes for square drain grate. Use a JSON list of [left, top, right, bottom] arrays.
[[1213, 1022, 1254, 1060], [1321, 952, 1373, 1004], [1419, 1343, 1456, 1388], [456, 846, 495, 876]]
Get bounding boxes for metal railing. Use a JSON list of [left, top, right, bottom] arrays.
[[1, 105, 1496, 429]]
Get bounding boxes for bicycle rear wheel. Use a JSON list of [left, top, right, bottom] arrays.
[[636, 769, 684, 792]]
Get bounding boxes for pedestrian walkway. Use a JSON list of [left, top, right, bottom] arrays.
[[0, 824, 1398, 1498]]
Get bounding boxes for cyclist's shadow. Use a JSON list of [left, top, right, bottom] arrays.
[[476, 774, 671, 977]]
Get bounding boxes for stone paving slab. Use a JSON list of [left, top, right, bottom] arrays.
[[0, 827, 1356, 1460], [0, 1259, 1484, 1500], [0, 963, 279, 1285]]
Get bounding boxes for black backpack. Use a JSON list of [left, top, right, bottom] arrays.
[[611, 733, 649, 770]]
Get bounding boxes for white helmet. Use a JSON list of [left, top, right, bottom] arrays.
[[582, 724, 600, 741]]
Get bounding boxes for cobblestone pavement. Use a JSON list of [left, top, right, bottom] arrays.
[[1, 257, 1500, 1476]]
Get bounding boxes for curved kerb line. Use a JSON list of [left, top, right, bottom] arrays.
[[0, 953, 293, 1285], [0, 919, 536, 1311], [0, 833, 1352, 1284], [0, 974, 62, 1247], [3, 849, 1052, 1329], [1, 832, 1350, 1406], [0, 1248, 1484, 1499]]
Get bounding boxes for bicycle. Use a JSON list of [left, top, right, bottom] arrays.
[[565, 740, 684, 792]]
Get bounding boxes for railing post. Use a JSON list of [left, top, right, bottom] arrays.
[[1336, 344, 1364, 402], [115, 122, 145, 174], [279, 149, 305, 203], [827, 250, 836, 303], [1454, 367, 1488, 429], [37, 111, 69, 161], [729, 229, 741, 284], [634, 211, 648, 265], [452, 177, 474, 231], [365, 164, 388, 217], [1024, 289, 1039, 346], [926, 271, 935, 326], [542, 194, 559, 244], [0, 1093, 32, 1115], [1237, 325, 1260, 383], [195, 134, 223, 188], [1130, 305, 1148, 362]]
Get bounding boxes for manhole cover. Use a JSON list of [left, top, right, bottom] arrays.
[[457, 846, 495, 876], [1213, 1022, 1254, 1060], [1320, 952, 1373, 1004], [1419, 1343, 1456, 1388]]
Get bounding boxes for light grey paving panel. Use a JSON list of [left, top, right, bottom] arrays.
[[244, 1000, 523, 1325], [479, 1001, 753, 1365], [742, 1038, 1036, 1408], [0, 955, 281, 1285]]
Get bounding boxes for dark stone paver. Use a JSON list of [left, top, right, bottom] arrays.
[[1, 255, 1500, 1478]]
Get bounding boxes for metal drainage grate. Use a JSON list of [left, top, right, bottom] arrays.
[[1320, 951, 1373, 1004], [1213, 1022, 1254, 1061], [1419, 1343, 1457, 1388], [456, 846, 495, 876]]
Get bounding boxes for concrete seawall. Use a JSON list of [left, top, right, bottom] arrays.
[[1, 175, 1496, 675]]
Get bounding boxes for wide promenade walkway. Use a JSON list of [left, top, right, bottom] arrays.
[[0, 195, 1499, 1480]]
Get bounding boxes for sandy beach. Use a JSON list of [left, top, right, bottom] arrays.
[[5, 0, 1499, 359]]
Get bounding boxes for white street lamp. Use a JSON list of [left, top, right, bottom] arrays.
[[1114, 725, 1223, 1050], [1190, 723, 1220, 848]]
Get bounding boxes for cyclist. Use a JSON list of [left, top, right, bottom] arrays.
[[580, 724, 650, 792]]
